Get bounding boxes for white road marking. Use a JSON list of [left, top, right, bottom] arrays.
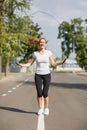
[[37, 114, 44, 130], [1, 94, 7, 96], [8, 90, 12, 93], [1, 76, 31, 97], [0, 75, 45, 130], [16, 82, 24, 88], [16, 85, 20, 88], [37, 97, 44, 130], [12, 87, 16, 90], [17, 83, 23, 87], [1, 80, 24, 97]]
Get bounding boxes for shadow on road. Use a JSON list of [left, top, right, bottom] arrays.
[[50, 82, 87, 90], [17, 81, 35, 86], [18, 80, 87, 90], [0, 106, 37, 115], [16, 76, 87, 91]]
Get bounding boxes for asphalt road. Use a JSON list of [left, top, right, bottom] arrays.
[[0, 72, 87, 130]]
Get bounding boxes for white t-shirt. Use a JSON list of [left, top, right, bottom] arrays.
[[33, 50, 52, 75]]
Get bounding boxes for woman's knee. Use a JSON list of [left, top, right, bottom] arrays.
[[37, 93, 43, 97], [42, 92, 48, 98]]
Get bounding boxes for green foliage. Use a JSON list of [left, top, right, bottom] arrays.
[[20, 44, 39, 63], [76, 38, 87, 68], [58, 21, 74, 58], [58, 18, 87, 69], [0, 0, 43, 76]]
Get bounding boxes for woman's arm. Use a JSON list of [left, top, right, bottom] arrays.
[[49, 55, 66, 67], [17, 57, 35, 67]]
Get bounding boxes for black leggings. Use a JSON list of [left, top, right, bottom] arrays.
[[35, 73, 51, 98]]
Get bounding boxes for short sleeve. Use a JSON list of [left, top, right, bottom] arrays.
[[32, 52, 36, 58], [48, 50, 52, 57]]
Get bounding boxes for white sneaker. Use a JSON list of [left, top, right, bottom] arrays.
[[38, 109, 43, 115], [44, 108, 49, 115]]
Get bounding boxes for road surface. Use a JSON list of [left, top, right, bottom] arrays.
[[0, 72, 87, 130]]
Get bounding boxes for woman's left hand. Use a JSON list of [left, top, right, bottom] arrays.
[[62, 58, 66, 64]]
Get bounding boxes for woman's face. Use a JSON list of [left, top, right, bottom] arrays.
[[39, 39, 47, 49]]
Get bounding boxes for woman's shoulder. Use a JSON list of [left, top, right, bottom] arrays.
[[33, 51, 38, 57], [33, 51, 38, 54]]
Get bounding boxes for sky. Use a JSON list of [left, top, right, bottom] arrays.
[[28, 0, 87, 59]]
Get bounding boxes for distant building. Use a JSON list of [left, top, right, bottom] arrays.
[[56, 58, 83, 71]]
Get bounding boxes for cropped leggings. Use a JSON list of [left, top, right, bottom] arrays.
[[35, 73, 51, 98]]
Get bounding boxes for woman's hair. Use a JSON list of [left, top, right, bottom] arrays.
[[39, 38, 48, 44]]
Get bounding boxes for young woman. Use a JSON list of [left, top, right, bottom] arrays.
[[17, 38, 66, 115]]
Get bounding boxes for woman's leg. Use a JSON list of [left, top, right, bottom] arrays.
[[35, 74, 43, 109], [44, 97, 49, 115], [37, 97, 42, 109], [44, 96, 49, 108], [42, 74, 51, 109]]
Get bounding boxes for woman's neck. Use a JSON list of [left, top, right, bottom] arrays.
[[39, 48, 46, 54], [39, 48, 46, 52]]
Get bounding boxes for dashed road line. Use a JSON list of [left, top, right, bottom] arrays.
[[12, 87, 16, 90], [16, 85, 20, 88], [1, 77, 30, 97], [8, 90, 12, 93], [1, 94, 7, 96], [17, 83, 23, 87]]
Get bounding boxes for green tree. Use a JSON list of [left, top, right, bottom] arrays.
[[0, 0, 31, 77], [76, 38, 87, 69], [0, 0, 7, 79], [58, 18, 87, 69], [20, 22, 43, 63], [58, 21, 73, 58]]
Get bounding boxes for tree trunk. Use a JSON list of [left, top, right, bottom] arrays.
[[0, 55, 2, 79], [5, 57, 9, 77]]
